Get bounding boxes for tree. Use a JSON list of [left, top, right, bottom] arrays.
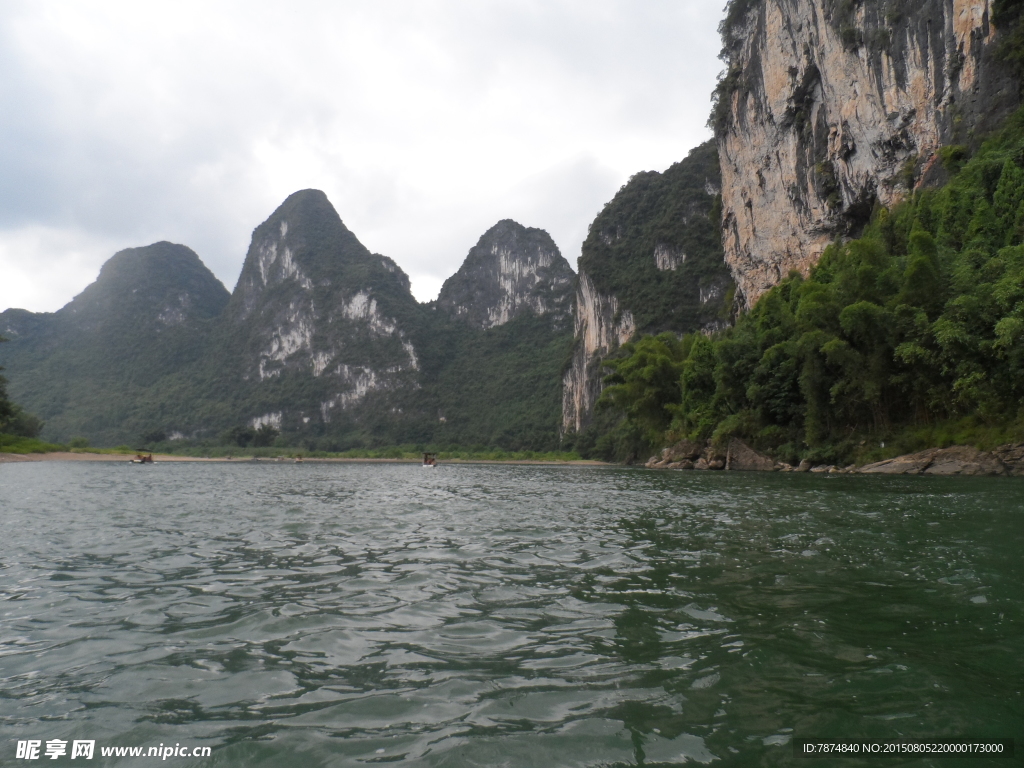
[[598, 333, 687, 444], [0, 335, 17, 430]]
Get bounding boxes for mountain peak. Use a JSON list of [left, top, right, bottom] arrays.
[[62, 241, 229, 328], [437, 220, 574, 329]]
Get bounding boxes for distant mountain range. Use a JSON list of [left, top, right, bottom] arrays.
[[0, 141, 728, 450]]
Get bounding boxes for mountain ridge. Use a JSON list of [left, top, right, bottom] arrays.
[[0, 192, 578, 450]]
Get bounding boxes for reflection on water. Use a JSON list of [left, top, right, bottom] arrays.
[[0, 463, 1021, 766]]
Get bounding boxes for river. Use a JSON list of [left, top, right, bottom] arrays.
[[1, 462, 1020, 766]]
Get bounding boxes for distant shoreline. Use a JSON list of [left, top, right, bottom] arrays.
[[0, 451, 610, 467]]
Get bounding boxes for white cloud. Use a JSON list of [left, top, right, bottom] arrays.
[[0, 0, 727, 308], [0, 226, 124, 313]]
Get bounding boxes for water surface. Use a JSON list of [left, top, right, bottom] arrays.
[[1, 462, 1020, 766]]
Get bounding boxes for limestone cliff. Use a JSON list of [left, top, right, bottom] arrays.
[[221, 189, 421, 431], [561, 141, 733, 434], [436, 220, 574, 329], [716, 0, 1018, 306], [561, 272, 637, 433]]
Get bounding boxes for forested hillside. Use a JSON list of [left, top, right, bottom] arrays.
[[0, 243, 229, 446], [561, 140, 735, 438], [0, 198, 577, 452], [578, 140, 733, 334], [594, 108, 1024, 464]]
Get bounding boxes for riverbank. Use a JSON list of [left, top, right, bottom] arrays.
[[645, 438, 1024, 477], [0, 451, 609, 466]]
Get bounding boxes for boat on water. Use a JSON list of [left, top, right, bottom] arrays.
[[422, 452, 437, 467], [129, 453, 154, 464]]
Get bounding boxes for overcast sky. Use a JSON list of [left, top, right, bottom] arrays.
[[0, 0, 727, 311]]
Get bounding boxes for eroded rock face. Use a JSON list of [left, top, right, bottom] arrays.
[[436, 220, 574, 330], [725, 439, 776, 472], [644, 438, 776, 472], [561, 271, 636, 434], [559, 141, 733, 435], [224, 189, 420, 427], [858, 444, 1020, 475], [716, 0, 1018, 306]]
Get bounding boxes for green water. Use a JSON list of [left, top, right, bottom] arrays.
[[0, 463, 1020, 766]]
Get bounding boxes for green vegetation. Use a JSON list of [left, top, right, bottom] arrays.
[[0, 434, 65, 454], [590, 108, 1024, 465], [0, 242, 229, 447], [994, 0, 1024, 82], [0, 333, 46, 445], [580, 141, 734, 335], [0, 202, 573, 453]]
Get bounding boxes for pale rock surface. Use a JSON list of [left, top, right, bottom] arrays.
[[224, 189, 420, 428], [725, 439, 776, 472], [717, 0, 1017, 306], [436, 220, 574, 331], [561, 271, 636, 434], [858, 445, 1014, 475]]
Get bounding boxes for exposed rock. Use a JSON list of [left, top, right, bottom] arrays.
[[716, 0, 1018, 306], [694, 457, 710, 471], [858, 445, 1013, 476], [561, 270, 636, 433], [708, 458, 726, 470], [992, 443, 1024, 476], [436, 220, 574, 330], [725, 438, 776, 471], [796, 459, 812, 473], [668, 460, 694, 470], [666, 439, 704, 462], [923, 446, 1007, 476], [858, 449, 939, 474], [561, 141, 733, 434], [222, 189, 421, 426]]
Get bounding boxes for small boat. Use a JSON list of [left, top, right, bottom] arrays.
[[422, 452, 437, 467], [129, 453, 154, 464]]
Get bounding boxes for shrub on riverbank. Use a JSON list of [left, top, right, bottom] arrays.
[[0, 434, 67, 454]]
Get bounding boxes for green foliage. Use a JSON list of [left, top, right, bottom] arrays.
[[598, 333, 687, 445], [0, 434, 66, 454], [993, 0, 1024, 83], [0, 335, 15, 428], [221, 425, 256, 447], [252, 424, 279, 447], [68, 436, 90, 449], [3, 406, 44, 438], [0, 199, 574, 453], [597, 108, 1024, 464], [0, 335, 44, 439], [140, 429, 167, 444], [410, 312, 575, 452], [580, 141, 734, 335]]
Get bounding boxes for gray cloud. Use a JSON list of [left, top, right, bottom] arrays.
[[0, 0, 727, 309]]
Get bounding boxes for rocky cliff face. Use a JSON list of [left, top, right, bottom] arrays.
[[561, 271, 637, 434], [716, 0, 1018, 306], [436, 220, 574, 329], [561, 141, 733, 434], [221, 189, 421, 431]]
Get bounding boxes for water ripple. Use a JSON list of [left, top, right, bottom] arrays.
[[0, 463, 1021, 766]]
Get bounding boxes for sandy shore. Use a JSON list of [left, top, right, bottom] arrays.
[[0, 451, 609, 466]]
